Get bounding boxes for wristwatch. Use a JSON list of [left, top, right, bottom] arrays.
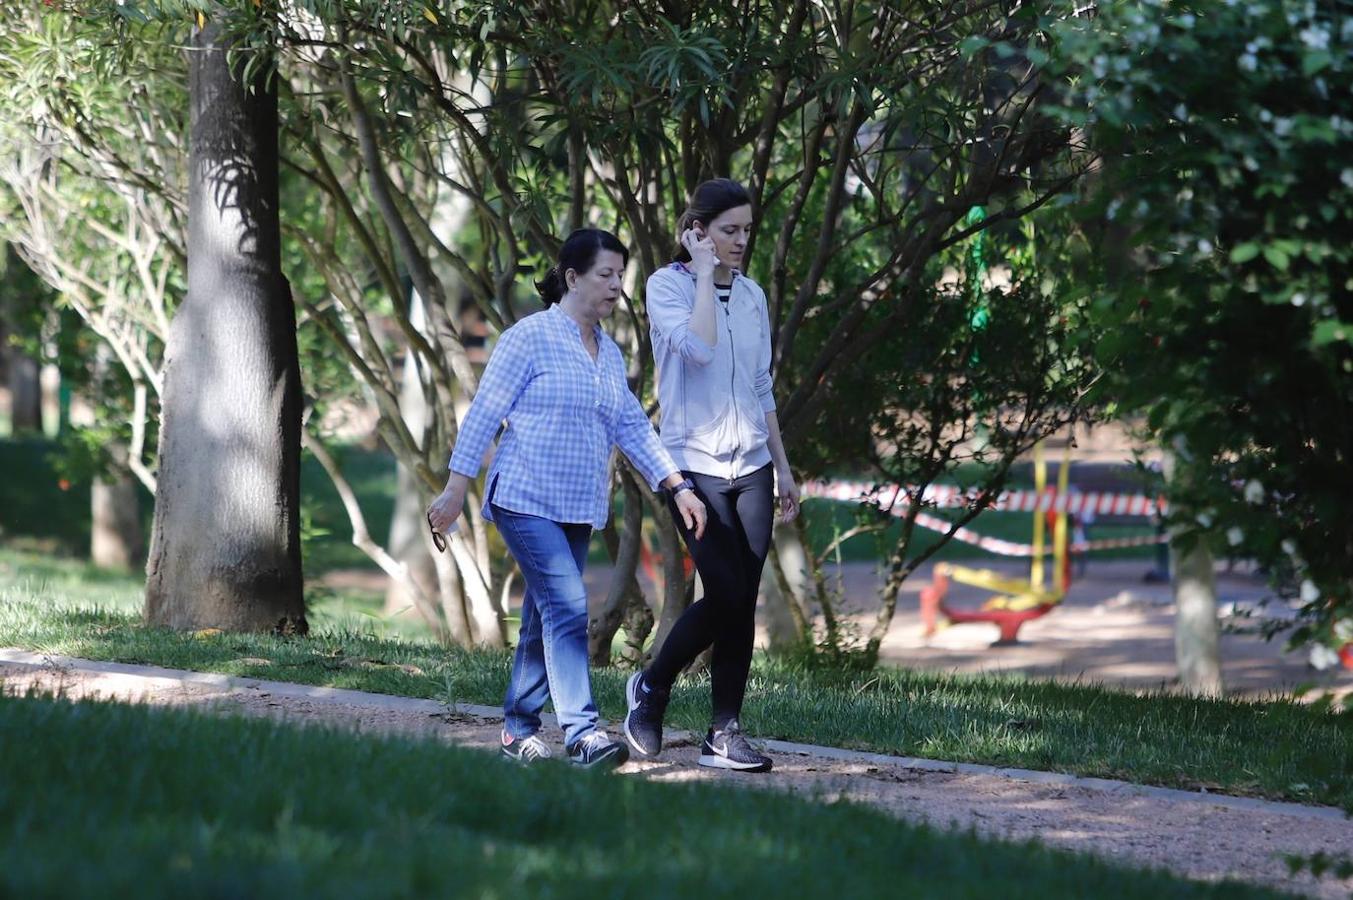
[[670, 478, 696, 497]]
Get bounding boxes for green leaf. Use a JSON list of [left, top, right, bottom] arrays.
[[1229, 242, 1260, 264], [959, 36, 989, 58], [1302, 51, 1332, 77], [1262, 245, 1289, 271], [1311, 320, 1350, 347]]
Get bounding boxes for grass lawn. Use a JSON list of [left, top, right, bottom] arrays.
[[2, 546, 1349, 811], [0, 692, 1281, 899]]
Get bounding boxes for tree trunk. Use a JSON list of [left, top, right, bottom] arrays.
[[385, 296, 437, 619], [646, 499, 692, 661], [384, 458, 438, 617], [92, 470, 144, 570], [1171, 535, 1223, 696], [590, 468, 646, 665], [0, 244, 42, 434], [145, 22, 306, 633], [762, 520, 813, 653], [7, 354, 41, 433], [1161, 451, 1222, 696]]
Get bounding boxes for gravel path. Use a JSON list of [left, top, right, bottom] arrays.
[[2, 652, 1348, 898]]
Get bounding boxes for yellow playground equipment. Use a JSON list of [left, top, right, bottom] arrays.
[[919, 442, 1073, 645]]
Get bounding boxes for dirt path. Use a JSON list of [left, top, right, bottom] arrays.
[[2, 653, 1348, 898]]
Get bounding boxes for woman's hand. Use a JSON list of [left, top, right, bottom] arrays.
[[674, 490, 708, 539], [681, 227, 719, 278], [776, 466, 800, 524], [427, 475, 468, 536]]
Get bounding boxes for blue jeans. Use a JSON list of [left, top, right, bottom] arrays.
[[493, 504, 598, 748]]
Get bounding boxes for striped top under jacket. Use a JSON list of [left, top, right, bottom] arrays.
[[449, 304, 679, 529]]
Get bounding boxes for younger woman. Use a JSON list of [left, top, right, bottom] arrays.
[[623, 180, 799, 773]]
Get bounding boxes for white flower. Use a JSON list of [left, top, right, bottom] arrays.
[[1341, 169, 1353, 189], [1309, 643, 1340, 670], [1291, 292, 1307, 307], [1243, 480, 1264, 503], [1239, 53, 1258, 72], [1173, 103, 1189, 121], [1300, 579, 1321, 603], [1335, 619, 1353, 642], [1196, 511, 1215, 528], [1178, 13, 1196, 28], [1226, 526, 1244, 546], [1197, 238, 1214, 255], [1273, 117, 1294, 137], [1299, 26, 1330, 50], [1281, 538, 1298, 556]]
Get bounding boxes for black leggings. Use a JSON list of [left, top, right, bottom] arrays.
[[646, 464, 774, 729]]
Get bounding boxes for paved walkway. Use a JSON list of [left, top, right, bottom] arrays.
[[2, 649, 1349, 898]]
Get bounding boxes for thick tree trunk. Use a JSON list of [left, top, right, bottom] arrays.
[[1171, 535, 1223, 696], [92, 471, 144, 570], [145, 22, 306, 633]]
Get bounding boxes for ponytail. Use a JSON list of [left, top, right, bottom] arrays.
[[535, 266, 565, 306]]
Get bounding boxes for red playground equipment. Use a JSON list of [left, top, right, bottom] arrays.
[[919, 442, 1074, 645]]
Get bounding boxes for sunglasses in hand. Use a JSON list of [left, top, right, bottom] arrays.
[[426, 512, 457, 553]]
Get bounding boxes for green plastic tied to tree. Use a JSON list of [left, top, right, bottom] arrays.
[[965, 205, 990, 332]]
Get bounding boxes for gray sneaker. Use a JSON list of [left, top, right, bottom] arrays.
[[567, 730, 630, 770], [698, 719, 772, 772], [623, 670, 670, 758], [500, 730, 552, 764]]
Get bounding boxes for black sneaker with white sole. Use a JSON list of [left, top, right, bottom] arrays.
[[566, 730, 630, 770], [500, 730, 552, 764], [698, 719, 772, 772], [623, 670, 670, 758]]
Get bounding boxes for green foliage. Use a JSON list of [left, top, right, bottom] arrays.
[[1049, 0, 1353, 655]]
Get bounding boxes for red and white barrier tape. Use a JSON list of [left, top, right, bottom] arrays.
[[804, 480, 1168, 557], [804, 480, 1166, 516]]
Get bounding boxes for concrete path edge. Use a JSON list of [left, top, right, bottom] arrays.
[[1, 647, 1346, 823]]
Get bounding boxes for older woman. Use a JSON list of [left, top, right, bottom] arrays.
[[624, 179, 799, 773], [428, 228, 706, 770]]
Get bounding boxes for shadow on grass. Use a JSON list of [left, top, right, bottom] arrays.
[[0, 693, 1283, 899]]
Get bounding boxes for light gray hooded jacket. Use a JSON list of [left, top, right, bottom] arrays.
[[645, 262, 776, 479]]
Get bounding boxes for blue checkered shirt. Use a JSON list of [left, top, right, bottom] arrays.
[[449, 305, 679, 528]]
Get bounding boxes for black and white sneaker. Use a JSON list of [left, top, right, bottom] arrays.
[[623, 670, 671, 758], [500, 730, 552, 764], [698, 719, 772, 772], [566, 730, 630, 770]]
